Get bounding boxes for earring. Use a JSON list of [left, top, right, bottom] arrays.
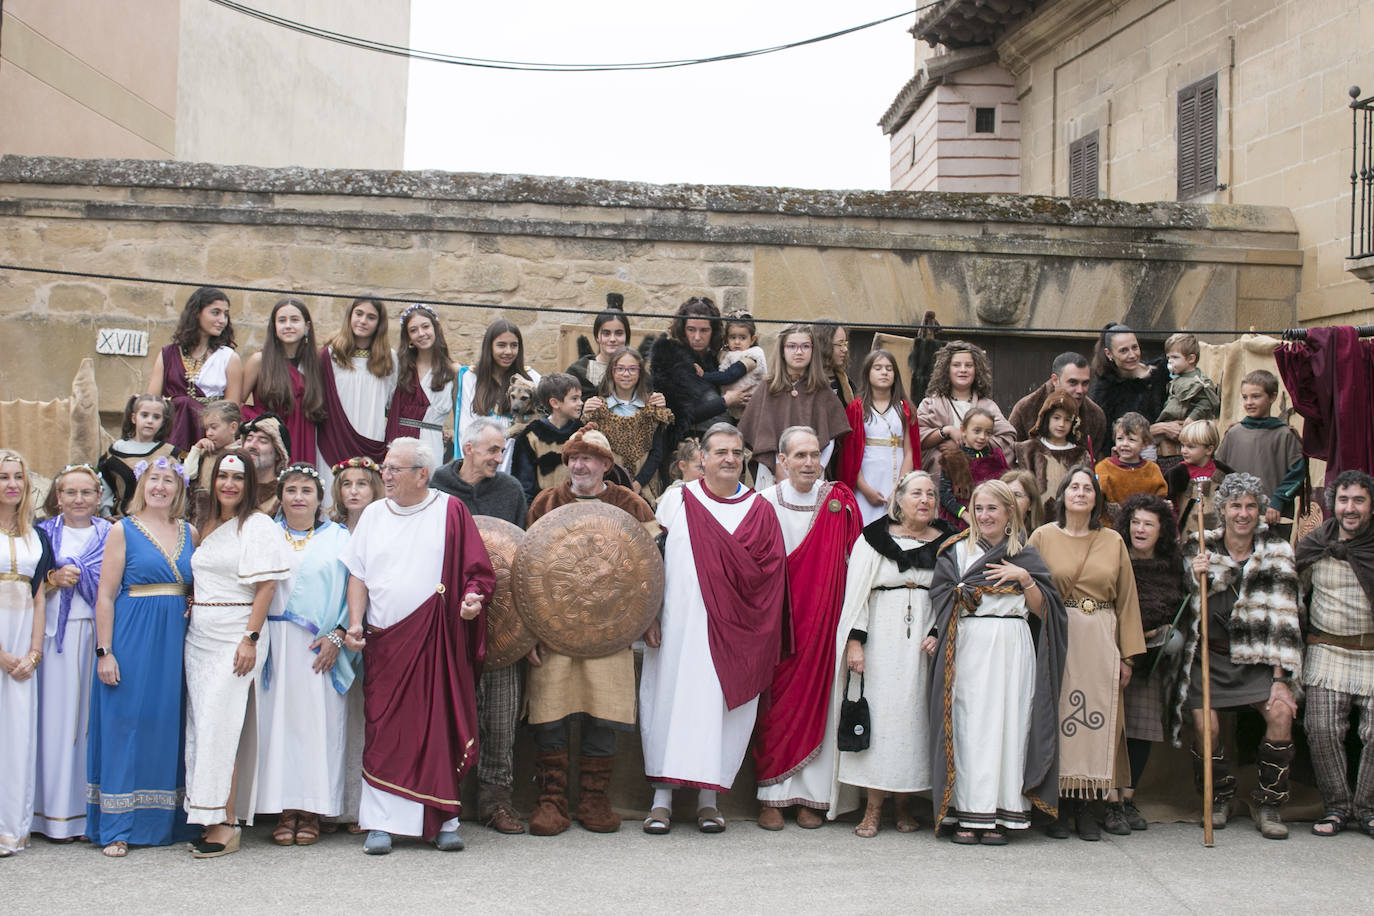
[[1005, 523, 1013, 535]]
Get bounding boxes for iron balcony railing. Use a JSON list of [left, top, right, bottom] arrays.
[[1350, 85, 1374, 258]]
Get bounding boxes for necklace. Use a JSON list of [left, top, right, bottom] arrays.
[[282, 522, 314, 551], [787, 375, 802, 398], [181, 347, 207, 379], [351, 348, 371, 359]]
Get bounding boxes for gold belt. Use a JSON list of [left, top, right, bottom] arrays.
[[867, 436, 902, 447], [128, 583, 190, 598], [0, 572, 32, 584], [1065, 597, 1114, 615]]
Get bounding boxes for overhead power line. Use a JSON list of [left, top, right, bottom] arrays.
[[206, 0, 931, 72], [0, 261, 1306, 339]]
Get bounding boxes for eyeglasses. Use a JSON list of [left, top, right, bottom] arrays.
[[611, 366, 640, 375], [379, 464, 421, 476], [833, 341, 850, 350], [59, 489, 99, 499], [784, 342, 813, 352]]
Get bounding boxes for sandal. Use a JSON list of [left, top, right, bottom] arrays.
[[295, 813, 320, 846], [979, 826, 1009, 846], [102, 840, 129, 858], [642, 806, 671, 835], [696, 806, 726, 834], [273, 812, 298, 846], [346, 823, 366, 835], [854, 809, 880, 838], [1311, 812, 1347, 837], [1360, 816, 1374, 838], [951, 827, 979, 845], [894, 810, 919, 834]]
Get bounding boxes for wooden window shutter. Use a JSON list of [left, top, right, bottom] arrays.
[[1068, 131, 1099, 198], [1178, 74, 1218, 199]]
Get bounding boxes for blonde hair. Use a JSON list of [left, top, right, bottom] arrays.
[[1179, 418, 1220, 450], [125, 461, 188, 519], [42, 464, 102, 519], [0, 451, 36, 536], [954, 479, 1026, 557], [329, 463, 384, 524]]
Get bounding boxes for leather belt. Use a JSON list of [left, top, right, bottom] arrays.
[[399, 418, 444, 432], [1065, 597, 1113, 615], [1307, 628, 1374, 651]]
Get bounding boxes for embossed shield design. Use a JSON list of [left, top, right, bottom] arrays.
[[514, 501, 664, 658], [474, 515, 536, 670]]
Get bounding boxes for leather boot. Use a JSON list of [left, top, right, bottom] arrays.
[[529, 750, 572, 836], [1251, 740, 1295, 840], [574, 755, 621, 833], [1191, 744, 1236, 828]]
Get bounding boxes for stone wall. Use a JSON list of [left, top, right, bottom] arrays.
[[0, 155, 1301, 428], [997, 0, 1374, 325]]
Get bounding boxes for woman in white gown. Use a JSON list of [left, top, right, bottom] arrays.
[[826, 471, 953, 836], [837, 350, 919, 526], [453, 319, 540, 471], [927, 480, 1067, 846], [0, 450, 54, 858], [386, 305, 457, 461], [316, 297, 397, 495], [184, 450, 289, 858], [34, 464, 110, 841], [256, 464, 356, 846]]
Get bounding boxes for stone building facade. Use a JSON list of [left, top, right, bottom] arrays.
[[0, 0, 409, 168], [1, 154, 1300, 429], [882, 0, 1374, 326]]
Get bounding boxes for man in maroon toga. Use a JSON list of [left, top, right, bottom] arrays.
[[341, 437, 494, 855], [755, 426, 861, 828]]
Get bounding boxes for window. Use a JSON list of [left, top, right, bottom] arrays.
[[974, 107, 996, 134], [1177, 74, 1218, 199], [1068, 131, 1099, 198]]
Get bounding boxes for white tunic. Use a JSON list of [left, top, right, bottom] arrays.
[[194, 345, 234, 399], [950, 541, 1035, 829], [254, 540, 348, 817], [756, 482, 837, 808], [640, 480, 762, 792], [858, 406, 905, 526], [315, 352, 397, 504], [339, 493, 459, 835], [453, 365, 541, 470], [184, 513, 290, 826], [34, 524, 96, 839], [413, 368, 455, 462], [0, 530, 44, 854]]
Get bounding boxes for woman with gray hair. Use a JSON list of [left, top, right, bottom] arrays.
[[825, 471, 954, 835], [1171, 471, 1302, 839]]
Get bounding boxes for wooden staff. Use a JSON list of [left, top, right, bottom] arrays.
[[1196, 478, 1215, 848]]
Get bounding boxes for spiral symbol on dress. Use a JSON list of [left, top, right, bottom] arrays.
[[1060, 689, 1105, 738]]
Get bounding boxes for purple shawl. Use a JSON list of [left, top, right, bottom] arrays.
[[36, 515, 112, 653]]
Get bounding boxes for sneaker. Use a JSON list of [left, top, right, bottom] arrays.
[[1122, 799, 1148, 831], [363, 830, 393, 855], [1211, 800, 1230, 830], [1102, 802, 1132, 836]]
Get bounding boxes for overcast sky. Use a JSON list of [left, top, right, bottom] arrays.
[[403, 1, 916, 190]]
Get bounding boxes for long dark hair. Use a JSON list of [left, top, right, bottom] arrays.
[[668, 297, 724, 355], [472, 319, 531, 416], [120, 393, 175, 441], [856, 349, 909, 422], [597, 346, 652, 402], [1114, 492, 1179, 562], [205, 448, 259, 534], [170, 287, 235, 352], [1053, 464, 1105, 530], [925, 340, 993, 400], [257, 298, 326, 423], [328, 297, 394, 378], [396, 305, 456, 394]]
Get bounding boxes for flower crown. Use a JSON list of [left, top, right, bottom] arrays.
[[400, 303, 438, 323], [277, 462, 322, 485], [57, 462, 100, 480], [331, 456, 382, 475], [133, 456, 190, 484]]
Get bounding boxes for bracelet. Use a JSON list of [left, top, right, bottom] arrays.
[[325, 631, 344, 649], [26, 650, 42, 667]]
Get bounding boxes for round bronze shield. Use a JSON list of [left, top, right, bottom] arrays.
[[514, 501, 664, 658], [474, 515, 536, 670]]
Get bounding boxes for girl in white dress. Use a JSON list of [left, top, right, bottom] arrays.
[[0, 450, 53, 857], [316, 297, 397, 495], [838, 350, 918, 526], [453, 319, 540, 470], [827, 471, 953, 836], [184, 450, 289, 858], [388, 305, 457, 460], [147, 286, 243, 451]]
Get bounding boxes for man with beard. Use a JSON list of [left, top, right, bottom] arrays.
[[1009, 353, 1109, 461], [240, 413, 289, 516], [1296, 470, 1374, 838]]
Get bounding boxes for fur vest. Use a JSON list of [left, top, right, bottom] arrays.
[[650, 337, 727, 434], [1164, 525, 1302, 745]]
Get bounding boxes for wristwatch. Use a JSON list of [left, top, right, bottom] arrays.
[[244, 630, 260, 643], [95, 646, 111, 658]]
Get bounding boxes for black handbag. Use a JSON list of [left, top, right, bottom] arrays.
[[837, 672, 871, 752]]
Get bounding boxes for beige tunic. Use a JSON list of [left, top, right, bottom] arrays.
[[1028, 525, 1145, 795]]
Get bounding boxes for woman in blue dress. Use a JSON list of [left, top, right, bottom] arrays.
[[87, 456, 199, 857]]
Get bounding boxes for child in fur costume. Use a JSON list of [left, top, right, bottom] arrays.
[[1012, 391, 1088, 521], [938, 408, 1009, 530]]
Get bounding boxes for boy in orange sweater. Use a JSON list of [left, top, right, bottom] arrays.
[[1095, 411, 1166, 524]]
